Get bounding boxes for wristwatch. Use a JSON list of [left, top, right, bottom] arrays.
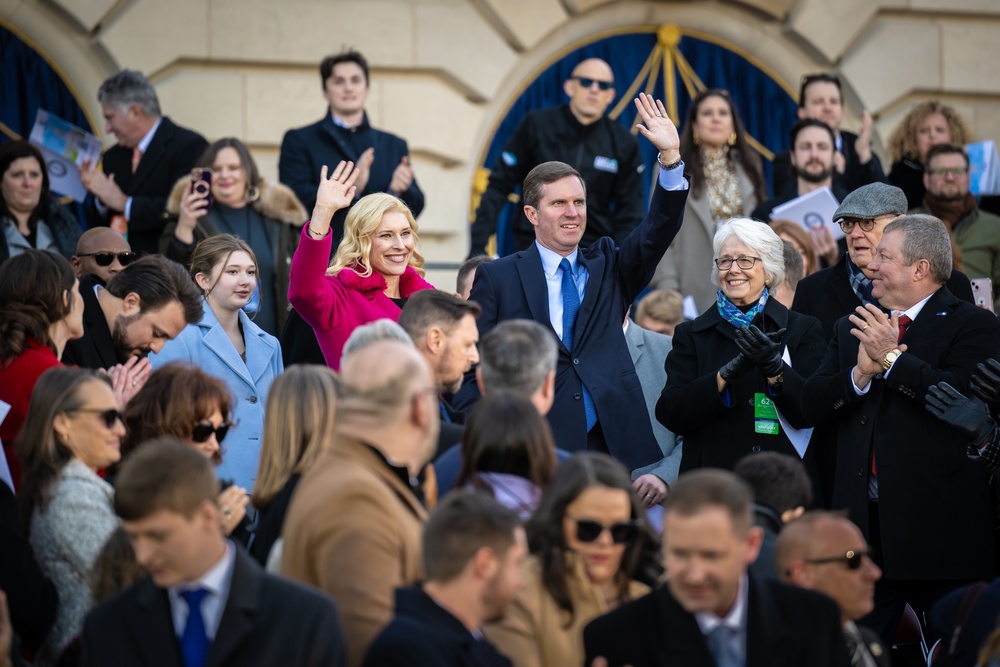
[[881, 348, 902, 371]]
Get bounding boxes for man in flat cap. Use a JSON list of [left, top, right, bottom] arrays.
[[790, 182, 974, 508]]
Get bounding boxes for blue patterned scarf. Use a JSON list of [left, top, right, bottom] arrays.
[[717, 288, 769, 328], [846, 258, 879, 307]]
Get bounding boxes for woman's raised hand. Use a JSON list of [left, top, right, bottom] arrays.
[[310, 161, 360, 235]]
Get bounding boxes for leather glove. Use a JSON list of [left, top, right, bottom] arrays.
[[734, 325, 786, 378], [719, 353, 748, 384], [971, 358, 1000, 410], [925, 381, 996, 444]]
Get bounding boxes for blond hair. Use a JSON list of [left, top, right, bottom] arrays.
[[251, 365, 340, 508], [887, 101, 971, 164], [328, 192, 425, 278]]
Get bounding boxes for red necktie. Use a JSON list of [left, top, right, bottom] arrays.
[[131, 146, 142, 173], [897, 315, 912, 343]]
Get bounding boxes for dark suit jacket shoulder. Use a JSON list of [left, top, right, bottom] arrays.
[[583, 578, 850, 667], [80, 547, 346, 667], [62, 275, 117, 369], [362, 586, 511, 667], [469, 184, 688, 471]]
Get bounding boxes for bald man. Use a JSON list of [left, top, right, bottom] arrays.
[[468, 57, 645, 256], [71, 228, 134, 282], [281, 340, 439, 667], [777, 513, 889, 667]]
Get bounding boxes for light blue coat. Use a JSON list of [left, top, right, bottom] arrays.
[[150, 298, 283, 491]]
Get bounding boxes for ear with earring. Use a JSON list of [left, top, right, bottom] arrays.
[[693, 132, 702, 146], [728, 132, 737, 147], [247, 184, 261, 203]]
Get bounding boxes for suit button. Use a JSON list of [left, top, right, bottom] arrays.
[[751, 446, 761, 453], [573, 358, 580, 365], [248, 396, 258, 404], [858, 468, 864, 477], [860, 416, 867, 425], [574, 393, 582, 400], [748, 399, 754, 406]]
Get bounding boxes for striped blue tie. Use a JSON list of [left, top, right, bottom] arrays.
[[560, 259, 596, 430]]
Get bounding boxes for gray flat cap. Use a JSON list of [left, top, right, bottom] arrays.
[[832, 182, 908, 221]]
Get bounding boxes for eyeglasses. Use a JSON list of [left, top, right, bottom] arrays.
[[837, 215, 895, 233], [70, 408, 124, 429], [76, 251, 137, 267], [805, 548, 871, 570], [571, 76, 614, 91], [568, 517, 640, 544], [714, 256, 761, 271], [190, 422, 232, 444], [928, 167, 969, 177]]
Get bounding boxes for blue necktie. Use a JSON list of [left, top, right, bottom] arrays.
[[707, 625, 743, 667], [180, 588, 211, 667], [559, 259, 597, 431]]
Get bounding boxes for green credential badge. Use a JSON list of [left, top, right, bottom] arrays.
[[754, 392, 780, 435]]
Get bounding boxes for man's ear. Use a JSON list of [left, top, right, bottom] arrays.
[[426, 326, 446, 355], [472, 546, 498, 580], [122, 292, 142, 315], [912, 258, 931, 282], [923, 171, 931, 191], [524, 205, 539, 227], [797, 107, 807, 121], [745, 525, 764, 565], [70, 256, 82, 277], [563, 78, 575, 100]]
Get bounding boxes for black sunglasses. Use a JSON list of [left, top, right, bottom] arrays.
[[572, 76, 614, 91], [71, 407, 124, 429], [77, 251, 137, 267], [190, 422, 232, 444], [805, 548, 871, 570], [569, 517, 640, 544]]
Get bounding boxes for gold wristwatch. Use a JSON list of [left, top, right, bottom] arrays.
[[881, 348, 902, 371]]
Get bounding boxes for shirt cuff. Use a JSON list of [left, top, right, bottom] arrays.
[[851, 369, 871, 395], [657, 160, 689, 191], [124, 197, 134, 221]]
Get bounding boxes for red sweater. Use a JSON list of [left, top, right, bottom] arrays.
[[288, 225, 434, 370], [0, 339, 62, 489]]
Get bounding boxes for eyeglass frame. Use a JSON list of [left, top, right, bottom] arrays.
[[75, 251, 137, 267], [837, 213, 896, 234], [68, 407, 124, 429], [804, 547, 872, 571], [566, 516, 641, 544], [714, 256, 762, 271], [927, 166, 969, 178], [570, 76, 614, 91], [190, 421, 234, 444]]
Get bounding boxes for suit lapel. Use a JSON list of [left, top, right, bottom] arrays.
[[575, 250, 605, 344], [130, 578, 184, 667], [899, 287, 958, 345], [746, 576, 789, 667], [206, 550, 260, 667], [131, 118, 174, 192], [626, 320, 644, 366], [82, 278, 119, 368], [513, 244, 552, 330], [242, 314, 278, 385], [656, 587, 716, 666]]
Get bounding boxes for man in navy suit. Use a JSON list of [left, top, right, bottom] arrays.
[[81, 70, 208, 257], [469, 93, 687, 473], [279, 49, 424, 245], [80, 439, 346, 667]]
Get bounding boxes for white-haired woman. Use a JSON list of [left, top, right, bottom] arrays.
[[655, 218, 826, 480]]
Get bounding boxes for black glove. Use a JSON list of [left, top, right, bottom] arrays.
[[971, 358, 1000, 409], [719, 353, 748, 384], [734, 326, 786, 378], [926, 381, 996, 444]]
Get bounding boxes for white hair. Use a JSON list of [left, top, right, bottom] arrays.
[[711, 218, 786, 290]]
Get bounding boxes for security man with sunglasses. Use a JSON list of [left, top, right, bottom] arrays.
[[468, 58, 645, 256], [777, 512, 890, 667], [71, 227, 135, 283]]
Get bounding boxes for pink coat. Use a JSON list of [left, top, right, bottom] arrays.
[[287, 225, 434, 369]]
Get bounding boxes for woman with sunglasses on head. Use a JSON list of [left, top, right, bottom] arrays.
[[650, 89, 768, 313], [15, 368, 123, 665], [0, 140, 81, 265], [656, 219, 826, 487], [483, 452, 661, 667], [161, 137, 308, 335], [150, 234, 282, 493], [119, 362, 250, 539], [0, 250, 84, 489]]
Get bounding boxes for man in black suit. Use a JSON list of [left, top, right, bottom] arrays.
[[801, 214, 999, 643], [469, 93, 686, 472], [362, 491, 524, 667], [583, 469, 851, 667], [772, 73, 886, 196], [777, 512, 891, 667], [81, 70, 207, 256], [279, 49, 424, 245], [80, 439, 346, 667], [63, 255, 202, 371]]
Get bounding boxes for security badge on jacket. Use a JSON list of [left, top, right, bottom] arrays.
[[593, 156, 618, 173], [755, 393, 780, 435]]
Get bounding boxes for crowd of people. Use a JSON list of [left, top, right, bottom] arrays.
[[3, 46, 1000, 667]]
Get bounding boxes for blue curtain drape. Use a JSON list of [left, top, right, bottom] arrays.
[[478, 31, 798, 256], [1, 23, 95, 226]]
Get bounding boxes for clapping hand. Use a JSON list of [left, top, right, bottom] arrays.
[[388, 156, 414, 196], [926, 382, 996, 445], [633, 93, 680, 164], [310, 161, 360, 236], [854, 110, 874, 165], [734, 326, 786, 377], [971, 358, 1000, 410]]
